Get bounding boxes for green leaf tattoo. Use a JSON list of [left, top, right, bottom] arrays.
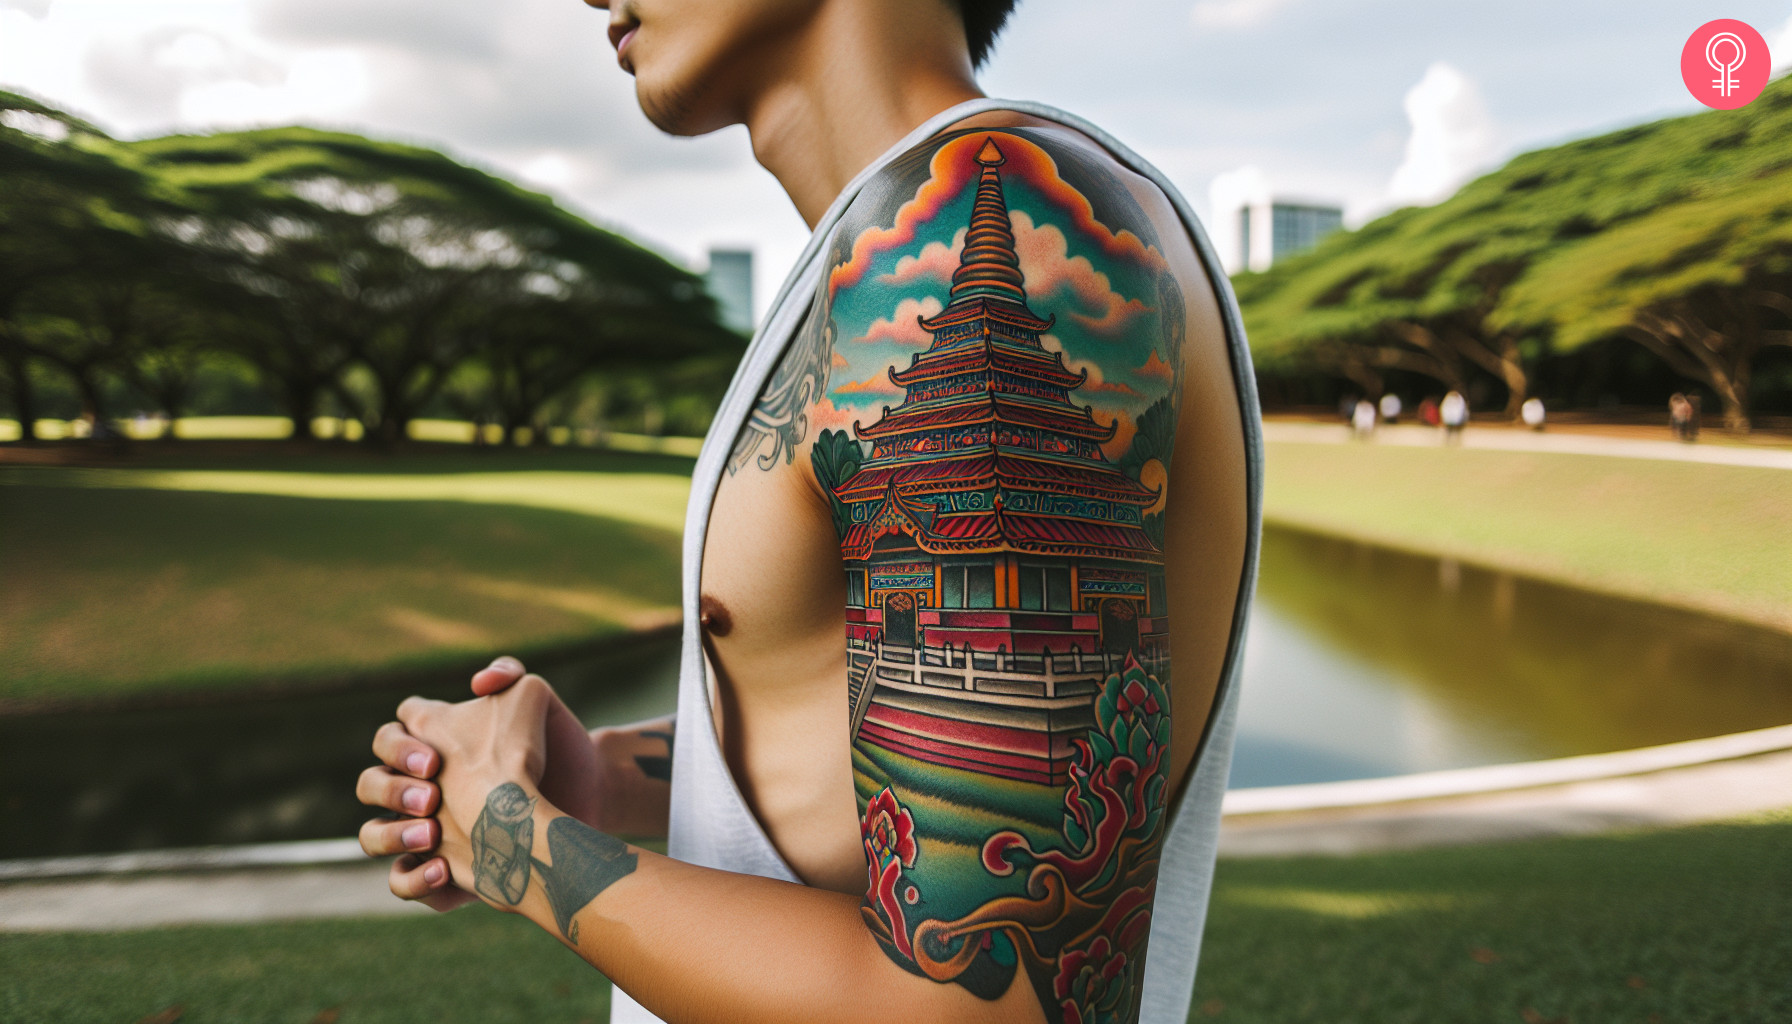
[[470, 782, 639, 945]]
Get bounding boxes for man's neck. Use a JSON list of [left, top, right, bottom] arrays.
[[741, 3, 984, 228]]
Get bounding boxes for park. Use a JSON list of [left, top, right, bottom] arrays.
[[4, 45, 1792, 1024]]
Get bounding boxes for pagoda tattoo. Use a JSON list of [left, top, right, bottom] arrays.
[[820, 132, 1185, 1024]]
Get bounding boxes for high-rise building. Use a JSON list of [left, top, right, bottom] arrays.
[[1208, 167, 1344, 274], [1236, 200, 1343, 272], [703, 248, 754, 333]]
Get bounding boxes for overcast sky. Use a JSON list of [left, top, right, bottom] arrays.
[[3, 0, 1790, 311]]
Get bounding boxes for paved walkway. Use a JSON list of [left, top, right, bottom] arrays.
[[1219, 746, 1792, 857], [1263, 420, 1792, 470]]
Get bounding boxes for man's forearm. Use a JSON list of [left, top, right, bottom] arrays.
[[471, 783, 1045, 1024], [588, 716, 675, 839]]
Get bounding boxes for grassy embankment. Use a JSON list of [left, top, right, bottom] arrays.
[[4, 813, 1785, 1024], [0, 448, 694, 707], [1263, 441, 1792, 633]]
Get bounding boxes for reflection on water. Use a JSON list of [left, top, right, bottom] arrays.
[[6, 528, 1791, 858], [0, 633, 680, 860], [1229, 526, 1792, 787]]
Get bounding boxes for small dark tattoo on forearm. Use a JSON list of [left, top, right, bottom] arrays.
[[634, 727, 675, 782], [470, 782, 536, 905], [470, 782, 639, 945], [537, 818, 638, 945]]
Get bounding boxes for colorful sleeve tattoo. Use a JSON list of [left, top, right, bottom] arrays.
[[794, 128, 1186, 1024]]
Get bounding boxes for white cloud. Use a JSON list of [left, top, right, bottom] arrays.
[[1206, 165, 1272, 274], [1386, 61, 1499, 207], [176, 48, 367, 127], [1770, 12, 1792, 70], [1190, 0, 1297, 30]]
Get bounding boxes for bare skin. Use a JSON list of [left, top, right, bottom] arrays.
[[357, 1, 1247, 1021]]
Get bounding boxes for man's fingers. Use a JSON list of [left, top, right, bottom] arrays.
[[355, 766, 438, 815], [358, 815, 439, 858], [395, 695, 445, 734], [391, 853, 449, 897], [470, 655, 528, 697], [371, 721, 439, 778]]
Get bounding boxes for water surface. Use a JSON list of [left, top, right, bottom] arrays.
[[5, 528, 1790, 858], [1229, 526, 1792, 786]]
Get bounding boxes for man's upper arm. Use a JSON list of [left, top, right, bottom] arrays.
[[809, 128, 1188, 1024]]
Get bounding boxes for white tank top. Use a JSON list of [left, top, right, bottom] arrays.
[[611, 98, 1264, 1024]]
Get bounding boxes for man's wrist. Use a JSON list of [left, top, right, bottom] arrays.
[[466, 780, 546, 911]]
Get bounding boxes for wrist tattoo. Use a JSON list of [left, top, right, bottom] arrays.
[[471, 782, 536, 905], [470, 782, 639, 946]]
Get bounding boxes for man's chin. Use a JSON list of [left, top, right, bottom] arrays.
[[634, 66, 734, 137]]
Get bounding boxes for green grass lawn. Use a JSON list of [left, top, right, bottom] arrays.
[[0, 452, 692, 706], [1263, 441, 1792, 632], [3, 813, 1784, 1023]]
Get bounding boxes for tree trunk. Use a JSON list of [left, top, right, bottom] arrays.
[[1492, 337, 1529, 420], [1437, 326, 1528, 419], [284, 381, 320, 441], [62, 360, 114, 436], [1626, 309, 1752, 433], [1, 348, 39, 441]]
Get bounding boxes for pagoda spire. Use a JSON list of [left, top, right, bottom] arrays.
[[947, 138, 1030, 309]]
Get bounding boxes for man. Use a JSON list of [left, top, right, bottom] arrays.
[[355, 2, 1258, 1022]]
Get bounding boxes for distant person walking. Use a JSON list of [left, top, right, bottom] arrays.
[[1521, 397, 1546, 431], [1379, 392, 1402, 425], [1669, 393, 1698, 442], [1440, 390, 1468, 444], [1418, 396, 1441, 427], [1352, 399, 1377, 438]]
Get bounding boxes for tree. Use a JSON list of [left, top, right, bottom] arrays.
[[1238, 72, 1792, 419], [0, 90, 152, 439], [1492, 160, 1792, 432], [132, 127, 736, 446]]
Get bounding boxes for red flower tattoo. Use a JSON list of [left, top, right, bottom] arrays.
[[862, 786, 919, 958]]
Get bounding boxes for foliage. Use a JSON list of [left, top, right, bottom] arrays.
[[0, 89, 743, 447], [1239, 72, 1792, 426], [809, 427, 864, 536]]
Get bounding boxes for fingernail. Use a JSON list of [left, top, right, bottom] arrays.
[[489, 656, 519, 671], [402, 787, 429, 814], [406, 752, 429, 775], [402, 822, 430, 849], [424, 862, 445, 885]]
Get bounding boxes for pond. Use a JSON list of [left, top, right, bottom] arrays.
[[1230, 526, 1792, 787], [4, 526, 1790, 859]]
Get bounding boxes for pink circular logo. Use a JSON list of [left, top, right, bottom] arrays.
[[1681, 20, 1770, 109]]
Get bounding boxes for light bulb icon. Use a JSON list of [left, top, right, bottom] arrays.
[[1706, 32, 1746, 97]]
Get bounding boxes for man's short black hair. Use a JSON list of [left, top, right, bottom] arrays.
[[957, 0, 1019, 69]]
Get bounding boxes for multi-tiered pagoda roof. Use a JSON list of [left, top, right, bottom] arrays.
[[836, 138, 1161, 564]]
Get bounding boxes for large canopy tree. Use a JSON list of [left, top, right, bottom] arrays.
[[0, 90, 167, 438], [1491, 128, 1792, 431], [130, 127, 738, 444], [1239, 72, 1792, 423]]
